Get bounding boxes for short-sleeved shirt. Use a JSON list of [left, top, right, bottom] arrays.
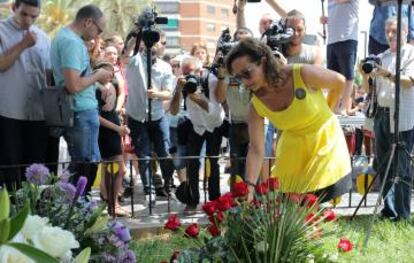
[[225, 77, 251, 124], [50, 27, 97, 112], [327, 0, 359, 44], [126, 53, 174, 122], [0, 18, 51, 120], [376, 44, 414, 132]]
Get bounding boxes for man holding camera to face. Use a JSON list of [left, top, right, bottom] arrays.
[[170, 56, 225, 214], [360, 16, 414, 221]]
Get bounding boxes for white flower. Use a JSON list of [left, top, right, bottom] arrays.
[[0, 245, 34, 263], [31, 226, 79, 258], [21, 215, 49, 240]]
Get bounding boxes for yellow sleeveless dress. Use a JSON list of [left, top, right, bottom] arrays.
[[251, 64, 351, 193]]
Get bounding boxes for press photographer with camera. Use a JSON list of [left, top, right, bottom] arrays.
[[360, 16, 414, 221], [123, 9, 174, 202], [226, 38, 352, 202], [170, 55, 225, 214]]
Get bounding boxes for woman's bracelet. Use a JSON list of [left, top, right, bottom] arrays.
[[245, 179, 256, 187]]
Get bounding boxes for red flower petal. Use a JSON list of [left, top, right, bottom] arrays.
[[185, 223, 199, 238], [164, 214, 181, 231], [337, 238, 353, 252], [323, 209, 336, 222]]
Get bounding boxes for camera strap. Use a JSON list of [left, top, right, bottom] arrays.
[[201, 69, 210, 99], [366, 77, 377, 118]]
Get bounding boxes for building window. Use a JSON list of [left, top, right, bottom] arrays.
[[166, 36, 179, 47], [156, 2, 179, 14], [207, 5, 215, 15], [207, 23, 216, 32], [161, 18, 179, 30], [221, 8, 229, 17]]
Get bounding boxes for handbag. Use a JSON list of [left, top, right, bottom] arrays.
[[42, 69, 87, 127], [42, 87, 74, 127]]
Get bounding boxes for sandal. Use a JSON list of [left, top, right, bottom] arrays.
[[113, 206, 130, 217]]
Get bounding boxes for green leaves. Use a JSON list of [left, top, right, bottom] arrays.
[[6, 243, 59, 263], [0, 218, 10, 243], [0, 188, 10, 221], [72, 247, 91, 263], [8, 201, 30, 241]]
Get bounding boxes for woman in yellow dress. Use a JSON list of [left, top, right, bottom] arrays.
[[225, 38, 351, 202]]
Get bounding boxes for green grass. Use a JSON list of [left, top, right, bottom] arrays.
[[131, 216, 414, 263]]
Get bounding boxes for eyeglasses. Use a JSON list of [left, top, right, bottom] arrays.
[[92, 20, 103, 35], [233, 61, 260, 82], [171, 64, 180, 68]]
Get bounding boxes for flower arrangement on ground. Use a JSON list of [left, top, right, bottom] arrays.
[[6, 163, 136, 263], [164, 178, 353, 262]]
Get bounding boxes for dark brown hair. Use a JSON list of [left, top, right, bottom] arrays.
[[190, 42, 211, 67], [225, 38, 285, 88]]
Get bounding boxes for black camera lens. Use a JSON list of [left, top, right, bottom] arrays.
[[361, 55, 381, 74], [183, 75, 200, 94], [362, 61, 376, 74]]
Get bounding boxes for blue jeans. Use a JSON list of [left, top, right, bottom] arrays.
[[374, 108, 414, 219], [229, 122, 249, 184], [128, 116, 174, 193], [64, 109, 100, 162], [187, 126, 223, 205]]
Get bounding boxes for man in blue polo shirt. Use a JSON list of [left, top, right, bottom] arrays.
[[50, 4, 113, 193]]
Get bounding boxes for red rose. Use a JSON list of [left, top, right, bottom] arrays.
[[288, 193, 302, 204], [267, 177, 280, 191], [164, 214, 181, 231], [303, 194, 318, 208], [250, 198, 262, 208], [233, 181, 249, 197], [337, 238, 353, 252], [305, 212, 316, 224], [202, 201, 217, 216], [323, 209, 336, 222], [217, 193, 235, 211], [208, 224, 221, 236], [255, 182, 268, 195], [209, 211, 224, 224], [185, 223, 199, 238]]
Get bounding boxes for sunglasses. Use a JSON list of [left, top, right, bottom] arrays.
[[92, 20, 103, 35], [233, 61, 260, 82], [161, 41, 167, 46]]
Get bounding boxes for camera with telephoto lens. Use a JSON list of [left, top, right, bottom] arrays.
[[262, 19, 294, 55], [210, 28, 238, 74], [361, 55, 382, 74], [182, 74, 201, 95]]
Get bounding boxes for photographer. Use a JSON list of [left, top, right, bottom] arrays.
[[170, 56, 225, 214], [124, 31, 175, 201], [360, 17, 414, 221]]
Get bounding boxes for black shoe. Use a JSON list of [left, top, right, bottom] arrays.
[[123, 187, 133, 199], [156, 188, 169, 197]]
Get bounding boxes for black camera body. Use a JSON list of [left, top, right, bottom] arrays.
[[262, 20, 294, 54], [136, 7, 168, 31], [361, 55, 382, 74], [182, 74, 201, 95], [217, 28, 238, 57]]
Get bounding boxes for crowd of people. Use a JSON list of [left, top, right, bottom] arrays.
[[1, 0, 414, 220]]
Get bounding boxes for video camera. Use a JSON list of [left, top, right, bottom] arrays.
[[124, 7, 168, 55], [262, 19, 294, 55], [361, 55, 382, 74]]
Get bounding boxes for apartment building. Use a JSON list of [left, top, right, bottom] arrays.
[[154, 0, 237, 56]]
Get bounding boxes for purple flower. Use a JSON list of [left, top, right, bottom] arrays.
[[25, 164, 50, 185], [117, 250, 136, 263], [101, 253, 116, 263], [57, 182, 76, 201], [74, 176, 87, 199], [112, 222, 131, 243], [59, 169, 71, 183]]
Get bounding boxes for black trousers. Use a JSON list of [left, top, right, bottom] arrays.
[[0, 115, 49, 190]]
